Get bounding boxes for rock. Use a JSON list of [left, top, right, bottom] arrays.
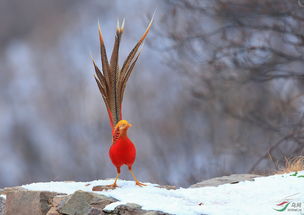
[[2, 187, 170, 215], [46, 195, 67, 215], [0, 195, 5, 215], [103, 203, 170, 215], [1, 186, 26, 195], [58, 190, 117, 215], [190, 174, 260, 188], [5, 190, 59, 215], [92, 185, 116, 191], [46, 207, 61, 215], [155, 185, 177, 190], [143, 212, 169, 215], [59, 190, 171, 215]]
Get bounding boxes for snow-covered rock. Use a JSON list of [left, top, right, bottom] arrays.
[[5, 190, 59, 215], [57, 190, 116, 215], [190, 174, 260, 188], [0, 171, 303, 215]]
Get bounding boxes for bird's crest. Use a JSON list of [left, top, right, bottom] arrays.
[[92, 18, 153, 129]]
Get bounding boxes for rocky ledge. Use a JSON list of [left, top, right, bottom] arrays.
[[0, 174, 260, 215]]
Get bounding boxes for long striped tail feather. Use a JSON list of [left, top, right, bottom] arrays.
[[92, 18, 153, 129]]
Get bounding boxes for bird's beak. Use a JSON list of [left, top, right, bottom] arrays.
[[128, 123, 133, 128]]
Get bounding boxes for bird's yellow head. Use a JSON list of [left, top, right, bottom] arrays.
[[114, 120, 133, 131]]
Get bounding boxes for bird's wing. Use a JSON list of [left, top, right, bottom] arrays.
[[93, 18, 153, 129], [112, 127, 120, 144]]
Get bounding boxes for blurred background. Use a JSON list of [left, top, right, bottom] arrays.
[[0, 0, 304, 188]]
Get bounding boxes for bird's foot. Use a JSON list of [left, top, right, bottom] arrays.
[[135, 180, 147, 187], [108, 182, 118, 187], [92, 183, 118, 191]]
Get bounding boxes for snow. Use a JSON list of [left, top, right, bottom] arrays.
[[0, 194, 5, 199], [20, 171, 304, 215]]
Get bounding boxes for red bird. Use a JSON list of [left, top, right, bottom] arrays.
[[92, 19, 152, 188]]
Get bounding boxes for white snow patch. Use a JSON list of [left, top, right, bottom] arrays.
[[0, 194, 6, 200], [22, 171, 304, 215], [103, 201, 128, 211]]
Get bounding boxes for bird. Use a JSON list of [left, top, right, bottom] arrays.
[[91, 18, 152, 188]]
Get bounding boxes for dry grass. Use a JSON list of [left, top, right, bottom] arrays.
[[276, 156, 304, 174]]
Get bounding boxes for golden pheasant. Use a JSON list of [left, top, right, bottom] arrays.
[[91, 19, 152, 189]]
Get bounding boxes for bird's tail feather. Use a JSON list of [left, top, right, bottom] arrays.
[[93, 18, 153, 129]]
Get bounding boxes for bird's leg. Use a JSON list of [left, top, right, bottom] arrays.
[[106, 172, 120, 188], [128, 167, 146, 187], [107, 167, 121, 188], [92, 167, 120, 191]]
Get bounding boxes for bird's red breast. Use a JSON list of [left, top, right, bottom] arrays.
[[109, 135, 136, 168]]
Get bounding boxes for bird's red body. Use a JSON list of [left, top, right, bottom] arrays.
[[109, 134, 136, 169]]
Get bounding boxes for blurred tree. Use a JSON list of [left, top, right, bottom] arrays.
[[1, 0, 304, 188], [156, 0, 304, 173]]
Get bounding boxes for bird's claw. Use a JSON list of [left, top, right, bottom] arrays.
[[135, 181, 147, 187], [107, 183, 118, 188]]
